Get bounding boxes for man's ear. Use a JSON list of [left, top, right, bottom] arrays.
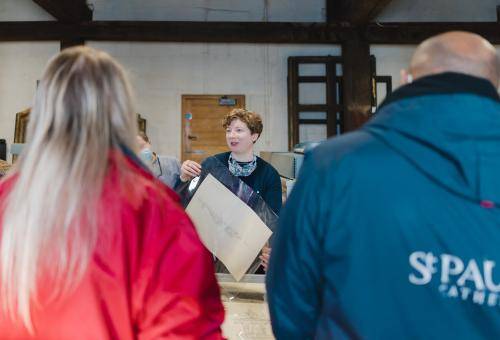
[[400, 69, 413, 85], [252, 133, 259, 144]]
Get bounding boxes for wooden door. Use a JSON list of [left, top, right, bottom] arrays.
[[181, 95, 245, 163]]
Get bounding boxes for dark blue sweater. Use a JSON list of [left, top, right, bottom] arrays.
[[208, 152, 282, 215]]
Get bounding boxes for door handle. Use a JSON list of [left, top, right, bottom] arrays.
[[188, 134, 198, 141]]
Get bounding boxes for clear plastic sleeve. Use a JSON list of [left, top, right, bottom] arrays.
[[176, 157, 278, 274]]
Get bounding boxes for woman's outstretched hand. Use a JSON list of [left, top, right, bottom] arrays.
[[180, 160, 202, 182]]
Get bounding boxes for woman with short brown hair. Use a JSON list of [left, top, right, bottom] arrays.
[[180, 108, 281, 271], [180, 108, 281, 214]]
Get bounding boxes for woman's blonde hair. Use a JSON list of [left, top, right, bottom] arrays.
[[0, 46, 137, 330]]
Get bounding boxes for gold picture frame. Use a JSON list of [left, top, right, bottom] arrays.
[[12, 108, 30, 162], [13, 110, 147, 161], [14, 108, 30, 144], [137, 113, 147, 134]]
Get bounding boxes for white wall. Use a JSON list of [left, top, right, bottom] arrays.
[[89, 0, 499, 22], [88, 42, 340, 157], [0, 1, 58, 159], [0, 0, 54, 21], [370, 45, 415, 104], [89, 0, 325, 22], [372, 0, 500, 104], [376, 0, 499, 22], [0, 0, 331, 160], [0, 43, 59, 157], [1, 0, 499, 160], [0, 39, 340, 161]]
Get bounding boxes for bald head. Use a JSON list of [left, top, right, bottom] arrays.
[[409, 31, 499, 87]]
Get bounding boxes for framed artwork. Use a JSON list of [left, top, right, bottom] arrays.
[[14, 108, 30, 144], [13, 109, 146, 161], [14, 110, 146, 142], [137, 114, 146, 134], [12, 108, 30, 162]]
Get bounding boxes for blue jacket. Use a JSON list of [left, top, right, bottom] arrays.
[[266, 73, 500, 339]]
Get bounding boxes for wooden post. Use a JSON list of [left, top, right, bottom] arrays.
[[60, 37, 84, 50], [33, 0, 92, 50], [341, 34, 373, 132], [287, 58, 299, 150]]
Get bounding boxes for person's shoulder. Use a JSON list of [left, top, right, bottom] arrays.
[[111, 158, 201, 258], [301, 130, 389, 180], [315, 130, 381, 162], [213, 152, 230, 162], [111, 152, 180, 209], [158, 155, 179, 162], [158, 155, 181, 168], [202, 152, 229, 167]]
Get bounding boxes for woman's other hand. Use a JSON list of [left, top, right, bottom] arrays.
[[180, 160, 202, 182], [259, 246, 271, 272]]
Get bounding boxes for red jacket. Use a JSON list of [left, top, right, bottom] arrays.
[[0, 152, 225, 339]]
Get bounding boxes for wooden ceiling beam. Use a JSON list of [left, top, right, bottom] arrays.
[[33, 1, 91, 50], [0, 21, 349, 43], [328, 0, 393, 25], [33, 0, 92, 23], [0, 22, 76, 41], [78, 21, 349, 43], [0, 21, 498, 44], [364, 22, 500, 44]]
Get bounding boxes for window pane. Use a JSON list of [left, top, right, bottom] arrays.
[[299, 83, 326, 105], [335, 81, 342, 105], [336, 63, 343, 76], [299, 124, 327, 143], [298, 63, 325, 76], [376, 82, 388, 107], [299, 111, 327, 120]]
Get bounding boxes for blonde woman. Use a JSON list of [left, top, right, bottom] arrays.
[[0, 47, 224, 339]]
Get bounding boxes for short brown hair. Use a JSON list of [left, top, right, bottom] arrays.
[[222, 108, 263, 137]]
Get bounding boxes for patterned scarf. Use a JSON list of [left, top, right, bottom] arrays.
[[228, 153, 257, 177]]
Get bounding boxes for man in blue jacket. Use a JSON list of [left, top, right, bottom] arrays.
[[267, 31, 500, 339]]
